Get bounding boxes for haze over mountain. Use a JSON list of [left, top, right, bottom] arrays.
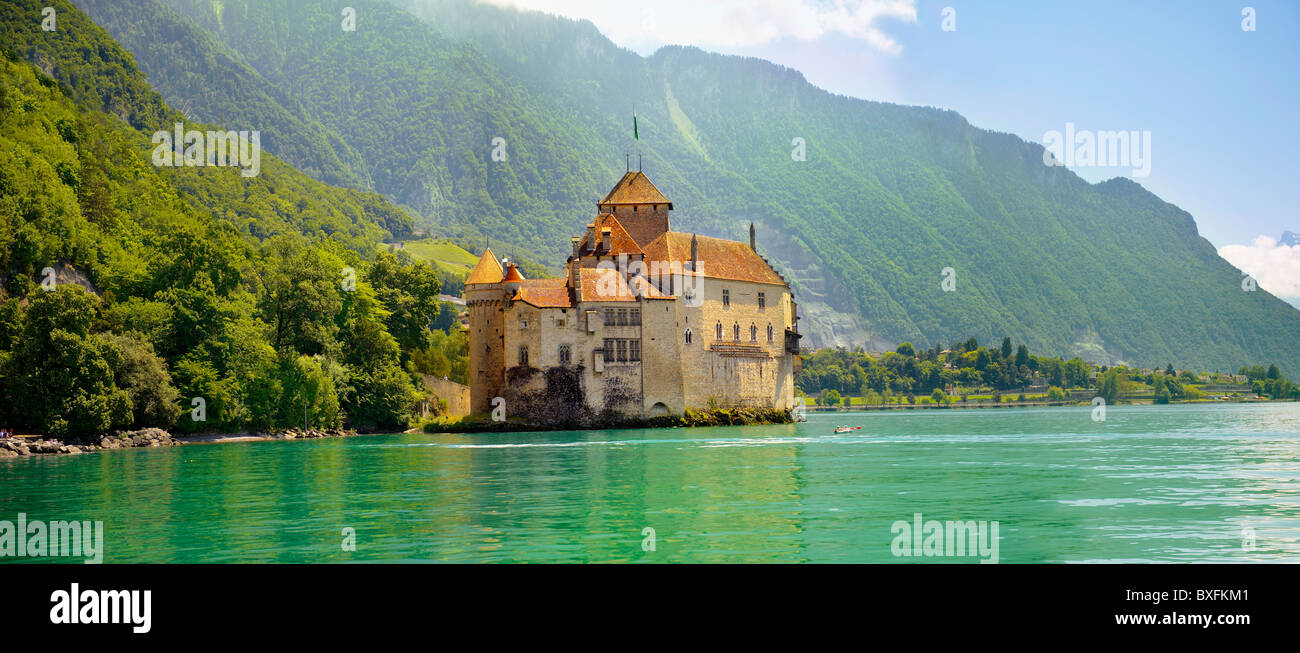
[[71, 0, 1300, 373]]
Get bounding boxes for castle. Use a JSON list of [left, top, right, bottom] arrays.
[[465, 170, 800, 423]]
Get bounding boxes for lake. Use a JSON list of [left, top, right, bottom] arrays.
[[1, 403, 1297, 563]]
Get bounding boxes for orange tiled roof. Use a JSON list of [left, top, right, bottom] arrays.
[[502, 262, 524, 283], [465, 248, 504, 285], [598, 171, 671, 206], [579, 267, 674, 303], [642, 232, 786, 286], [512, 277, 572, 308], [577, 213, 643, 256]]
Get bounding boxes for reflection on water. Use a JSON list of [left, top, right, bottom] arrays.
[[1, 403, 1297, 563]]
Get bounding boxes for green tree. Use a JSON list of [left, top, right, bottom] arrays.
[[4, 287, 132, 440], [367, 251, 442, 353], [102, 332, 182, 429], [259, 238, 344, 356], [1153, 378, 1172, 404], [1096, 369, 1121, 404], [1014, 344, 1029, 367]]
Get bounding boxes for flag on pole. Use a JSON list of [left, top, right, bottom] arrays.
[[633, 106, 639, 140]]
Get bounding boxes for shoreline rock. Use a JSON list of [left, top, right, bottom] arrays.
[[263, 427, 357, 441], [0, 426, 368, 459], [0, 427, 181, 458]]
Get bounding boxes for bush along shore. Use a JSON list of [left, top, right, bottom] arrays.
[[425, 407, 794, 434]]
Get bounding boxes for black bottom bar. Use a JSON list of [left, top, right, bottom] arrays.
[[5, 563, 1285, 642]]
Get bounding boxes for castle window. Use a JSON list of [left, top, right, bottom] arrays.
[[630, 340, 641, 362], [750, 323, 758, 342], [732, 322, 740, 341], [715, 322, 723, 340], [767, 324, 774, 343], [722, 288, 730, 307], [616, 340, 628, 362], [604, 308, 616, 326], [603, 339, 615, 363], [617, 308, 628, 326], [630, 308, 641, 326], [758, 292, 766, 309], [685, 328, 693, 344], [518, 346, 529, 367], [558, 344, 571, 364], [519, 319, 528, 329]]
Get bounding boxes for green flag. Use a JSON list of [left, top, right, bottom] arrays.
[[633, 107, 639, 140]]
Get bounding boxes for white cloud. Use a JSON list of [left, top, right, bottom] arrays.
[[1219, 235, 1300, 306], [478, 0, 918, 55]]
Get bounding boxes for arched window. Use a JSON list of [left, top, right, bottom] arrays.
[[732, 322, 740, 341], [685, 328, 693, 344], [749, 323, 758, 342], [715, 322, 723, 340], [767, 324, 774, 343]]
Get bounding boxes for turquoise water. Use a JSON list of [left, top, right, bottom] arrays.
[[1, 403, 1297, 563]]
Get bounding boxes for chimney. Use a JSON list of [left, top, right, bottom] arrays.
[[571, 259, 582, 302], [749, 223, 756, 251], [571, 236, 580, 259], [690, 233, 698, 272]]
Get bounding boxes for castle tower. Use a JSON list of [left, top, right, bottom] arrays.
[[465, 248, 505, 414], [596, 171, 672, 247]]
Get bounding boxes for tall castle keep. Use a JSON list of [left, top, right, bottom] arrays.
[[465, 171, 800, 422]]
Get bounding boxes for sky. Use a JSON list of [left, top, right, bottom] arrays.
[[482, 0, 1300, 305]]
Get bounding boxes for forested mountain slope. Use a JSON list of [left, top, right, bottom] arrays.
[[71, 0, 1300, 373], [0, 0, 448, 438]]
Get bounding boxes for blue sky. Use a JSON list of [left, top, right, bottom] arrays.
[[485, 0, 1299, 301]]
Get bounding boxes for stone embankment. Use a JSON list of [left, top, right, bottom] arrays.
[[0, 428, 181, 457]]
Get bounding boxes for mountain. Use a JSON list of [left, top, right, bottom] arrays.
[[76, 0, 1300, 374], [0, 0, 458, 437]]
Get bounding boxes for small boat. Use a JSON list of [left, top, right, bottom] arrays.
[[832, 426, 861, 434]]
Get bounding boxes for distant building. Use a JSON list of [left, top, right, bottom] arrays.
[[465, 171, 800, 421]]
